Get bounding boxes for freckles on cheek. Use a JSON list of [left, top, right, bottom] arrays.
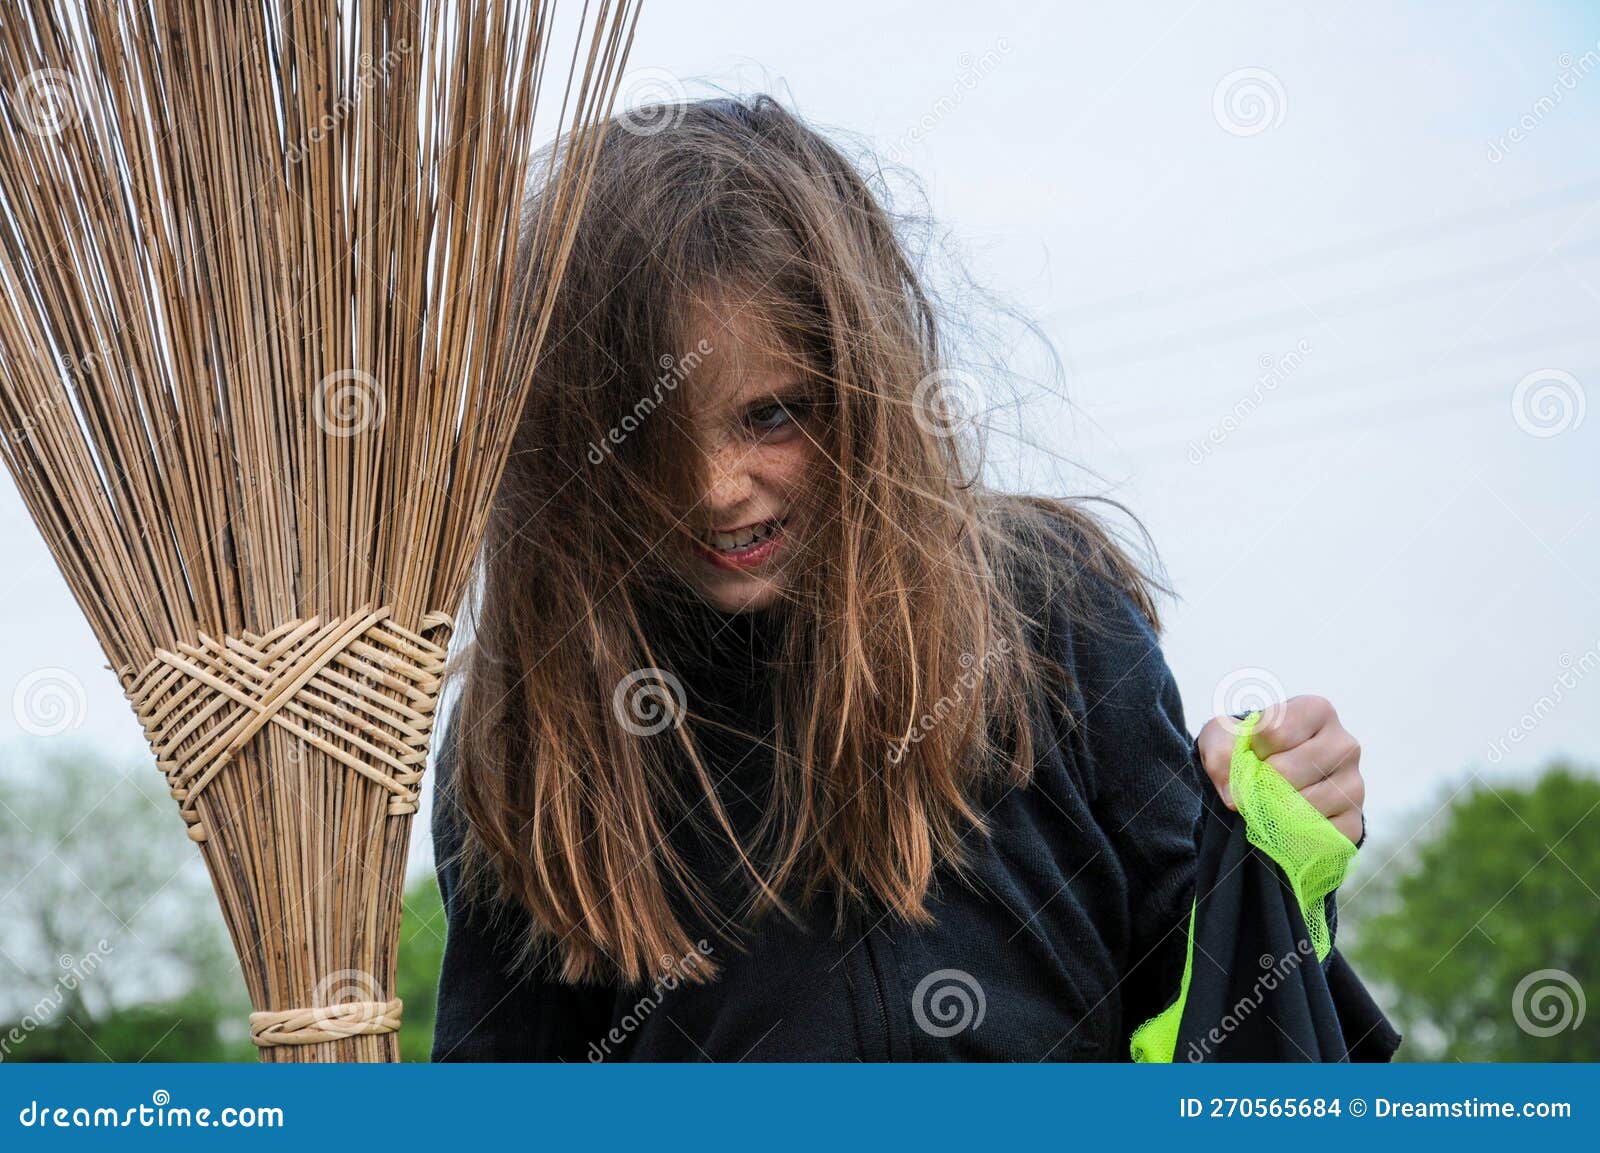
[[761, 439, 819, 506]]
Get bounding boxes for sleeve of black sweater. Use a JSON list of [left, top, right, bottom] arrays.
[[1050, 571, 1212, 1048], [429, 719, 615, 1062], [1049, 563, 1392, 1061]]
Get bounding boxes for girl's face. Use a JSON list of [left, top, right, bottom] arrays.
[[677, 310, 820, 614]]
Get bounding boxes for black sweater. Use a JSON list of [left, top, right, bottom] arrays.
[[430, 533, 1347, 1062]]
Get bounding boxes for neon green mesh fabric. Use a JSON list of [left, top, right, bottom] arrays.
[[1128, 711, 1357, 1062], [1128, 900, 1194, 1063], [1228, 710, 1356, 961]]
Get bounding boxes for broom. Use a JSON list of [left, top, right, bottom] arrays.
[[0, 0, 639, 1061]]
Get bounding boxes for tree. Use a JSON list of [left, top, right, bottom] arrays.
[[0, 743, 248, 1060], [396, 875, 447, 1062], [1, 742, 451, 1061], [1345, 764, 1599, 1061]]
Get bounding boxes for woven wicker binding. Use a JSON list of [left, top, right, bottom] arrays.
[[119, 606, 452, 844], [249, 999, 406, 1048]]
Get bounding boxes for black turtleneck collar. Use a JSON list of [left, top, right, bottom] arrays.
[[640, 583, 788, 707]]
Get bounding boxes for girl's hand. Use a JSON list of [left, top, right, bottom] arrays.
[[1196, 695, 1365, 845]]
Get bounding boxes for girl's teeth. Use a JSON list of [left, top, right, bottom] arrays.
[[709, 519, 777, 552]]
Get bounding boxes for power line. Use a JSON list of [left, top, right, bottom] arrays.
[[1068, 235, 1600, 375], [1059, 178, 1600, 324]]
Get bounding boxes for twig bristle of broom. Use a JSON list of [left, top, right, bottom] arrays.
[[0, 0, 640, 1061]]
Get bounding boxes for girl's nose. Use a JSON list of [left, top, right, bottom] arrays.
[[702, 444, 754, 513]]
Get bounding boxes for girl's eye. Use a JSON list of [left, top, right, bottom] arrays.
[[746, 401, 796, 434]]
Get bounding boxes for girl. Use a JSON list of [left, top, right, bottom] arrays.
[[430, 96, 1369, 1061]]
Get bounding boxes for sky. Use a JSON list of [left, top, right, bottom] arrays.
[[1, 1, 1596, 879]]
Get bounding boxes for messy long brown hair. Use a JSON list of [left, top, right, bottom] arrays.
[[446, 95, 1160, 985]]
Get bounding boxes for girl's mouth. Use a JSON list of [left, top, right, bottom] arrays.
[[696, 516, 787, 572]]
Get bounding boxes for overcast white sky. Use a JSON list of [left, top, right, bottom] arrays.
[[2, 2, 1596, 876]]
